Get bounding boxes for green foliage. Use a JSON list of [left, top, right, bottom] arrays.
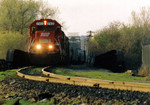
[[89, 21, 122, 55], [0, 0, 59, 34], [89, 7, 150, 69], [0, 0, 40, 34], [0, 31, 28, 59]]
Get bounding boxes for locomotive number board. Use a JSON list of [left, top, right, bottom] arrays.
[[36, 22, 55, 25]]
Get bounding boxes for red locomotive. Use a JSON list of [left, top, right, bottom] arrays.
[[28, 19, 69, 65], [6, 19, 69, 66]]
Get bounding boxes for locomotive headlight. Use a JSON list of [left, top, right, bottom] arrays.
[[48, 45, 53, 49], [44, 20, 47, 25], [36, 44, 41, 49]]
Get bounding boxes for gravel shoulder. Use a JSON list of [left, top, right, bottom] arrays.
[[0, 76, 150, 104]]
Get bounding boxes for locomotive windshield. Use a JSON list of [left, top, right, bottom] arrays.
[[46, 26, 54, 31], [37, 26, 54, 31]]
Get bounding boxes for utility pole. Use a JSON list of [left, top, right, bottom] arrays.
[[86, 30, 95, 64], [87, 30, 94, 37]]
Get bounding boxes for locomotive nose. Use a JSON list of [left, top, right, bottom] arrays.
[[40, 32, 50, 37]]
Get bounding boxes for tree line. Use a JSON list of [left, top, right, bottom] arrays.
[[0, 0, 58, 59], [88, 7, 150, 70]]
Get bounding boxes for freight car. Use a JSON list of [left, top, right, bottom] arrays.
[[6, 19, 69, 66], [94, 50, 124, 72]]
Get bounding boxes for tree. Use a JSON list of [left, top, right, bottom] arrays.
[[89, 21, 122, 55], [131, 7, 150, 43], [0, 0, 58, 34], [0, 0, 40, 34], [38, 0, 58, 19], [88, 7, 150, 69], [0, 31, 28, 58]]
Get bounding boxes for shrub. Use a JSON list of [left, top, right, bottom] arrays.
[[138, 65, 149, 77], [0, 31, 28, 59]]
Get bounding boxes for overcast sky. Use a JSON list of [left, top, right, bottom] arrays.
[[45, 0, 150, 35]]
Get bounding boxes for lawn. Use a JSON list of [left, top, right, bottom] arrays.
[[0, 69, 18, 80], [52, 68, 150, 83], [20, 67, 43, 75]]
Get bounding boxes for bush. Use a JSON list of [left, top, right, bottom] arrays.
[[0, 31, 28, 59], [138, 65, 149, 77]]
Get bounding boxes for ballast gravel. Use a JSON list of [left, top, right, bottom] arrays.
[[0, 77, 150, 104]]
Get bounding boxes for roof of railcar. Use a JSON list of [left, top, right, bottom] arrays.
[[29, 19, 61, 27]]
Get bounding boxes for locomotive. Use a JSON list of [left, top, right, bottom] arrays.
[[6, 19, 69, 66]]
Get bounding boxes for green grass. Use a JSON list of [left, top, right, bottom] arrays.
[[0, 69, 18, 80], [53, 68, 150, 83], [2, 99, 17, 105], [20, 68, 42, 75], [2, 98, 82, 105], [3, 99, 54, 105]]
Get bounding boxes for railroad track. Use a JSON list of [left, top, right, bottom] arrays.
[[16, 66, 150, 93]]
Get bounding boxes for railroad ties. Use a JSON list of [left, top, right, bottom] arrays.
[[16, 66, 150, 93]]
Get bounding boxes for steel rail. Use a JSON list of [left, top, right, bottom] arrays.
[[17, 66, 150, 93]]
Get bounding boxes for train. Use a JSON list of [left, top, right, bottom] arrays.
[[6, 19, 69, 66]]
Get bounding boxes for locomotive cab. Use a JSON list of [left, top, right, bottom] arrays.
[[29, 19, 62, 54], [27, 19, 69, 65]]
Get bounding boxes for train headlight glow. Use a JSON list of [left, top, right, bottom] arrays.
[[36, 44, 41, 49], [49, 45, 53, 49], [44, 20, 47, 25]]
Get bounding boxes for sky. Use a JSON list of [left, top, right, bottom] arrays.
[[45, 0, 150, 35]]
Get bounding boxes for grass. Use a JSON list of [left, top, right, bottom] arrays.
[[0, 69, 18, 80], [3, 99, 54, 105], [2, 98, 82, 105], [52, 68, 150, 83], [20, 67, 42, 75]]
